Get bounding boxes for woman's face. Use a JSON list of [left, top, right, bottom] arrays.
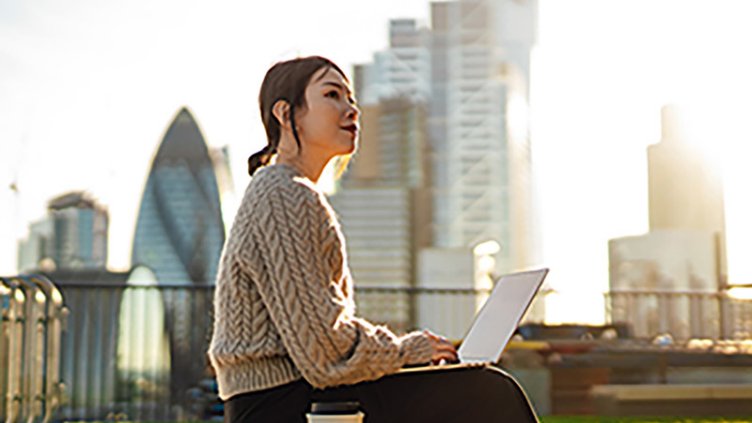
[[295, 67, 359, 158]]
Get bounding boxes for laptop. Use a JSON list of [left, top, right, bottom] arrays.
[[399, 268, 549, 373]]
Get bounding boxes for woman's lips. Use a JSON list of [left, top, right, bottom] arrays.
[[341, 124, 358, 136]]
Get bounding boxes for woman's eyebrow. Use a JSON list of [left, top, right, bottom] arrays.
[[322, 81, 352, 96]]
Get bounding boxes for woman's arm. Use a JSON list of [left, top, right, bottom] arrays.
[[245, 177, 434, 388]]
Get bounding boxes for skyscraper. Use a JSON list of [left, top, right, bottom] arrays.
[[345, 3, 543, 326], [131, 107, 225, 285], [331, 19, 433, 330], [18, 191, 108, 272], [648, 105, 727, 279], [208, 145, 237, 234], [354, 19, 431, 105], [331, 97, 432, 330], [131, 107, 225, 405], [609, 106, 726, 339], [18, 218, 54, 273], [429, 0, 538, 275]]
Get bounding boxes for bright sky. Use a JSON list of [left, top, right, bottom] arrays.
[[2, 0, 751, 324]]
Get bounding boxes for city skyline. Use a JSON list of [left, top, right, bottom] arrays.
[[3, 0, 752, 324], [340, 6, 545, 331]]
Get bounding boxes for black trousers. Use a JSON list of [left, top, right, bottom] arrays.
[[224, 365, 539, 422]]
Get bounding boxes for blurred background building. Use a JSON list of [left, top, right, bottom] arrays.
[[331, 96, 432, 331], [337, 19, 432, 332], [609, 105, 728, 339], [208, 145, 236, 235], [428, 0, 538, 276], [354, 19, 431, 105], [131, 107, 225, 406], [647, 105, 727, 279], [131, 107, 225, 286], [17, 191, 109, 273], [335, 0, 544, 335]]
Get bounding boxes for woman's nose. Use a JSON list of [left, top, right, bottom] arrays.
[[346, 103, 359, 120]]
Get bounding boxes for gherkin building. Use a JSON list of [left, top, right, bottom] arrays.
[[131, 107, 225, 407], [132, 107, 224, 285]]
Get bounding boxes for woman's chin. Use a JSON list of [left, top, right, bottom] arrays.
[[339, 139, 357, 155]]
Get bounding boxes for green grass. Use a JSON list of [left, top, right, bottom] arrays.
[[540, 418, 752, 423], [138, 419, 752, 422]]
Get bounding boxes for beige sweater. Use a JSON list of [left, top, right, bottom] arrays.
[[208, 163, 434, 400]]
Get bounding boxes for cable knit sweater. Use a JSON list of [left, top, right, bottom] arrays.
[[208, 163, 434, 400]]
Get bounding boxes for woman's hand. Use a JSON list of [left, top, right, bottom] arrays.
[[423, 330, 459, 365]]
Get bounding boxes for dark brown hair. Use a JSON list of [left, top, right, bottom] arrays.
[[248, 56, 348, 176]]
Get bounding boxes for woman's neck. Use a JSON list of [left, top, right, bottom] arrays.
[[275, 154, 329, 184]]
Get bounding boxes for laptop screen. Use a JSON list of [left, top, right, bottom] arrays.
[[458, 268, 548, 363]]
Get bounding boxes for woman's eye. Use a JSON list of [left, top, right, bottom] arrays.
[[326, 91, 340, 100]]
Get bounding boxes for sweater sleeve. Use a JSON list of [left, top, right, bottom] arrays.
[[246, 177, 434, 388]]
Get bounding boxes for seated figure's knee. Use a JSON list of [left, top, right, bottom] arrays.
[[480, 366, 539, 421], [482, 367, 520, 393]]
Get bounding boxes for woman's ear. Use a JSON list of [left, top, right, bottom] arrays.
[[272, 100, 291, 129]]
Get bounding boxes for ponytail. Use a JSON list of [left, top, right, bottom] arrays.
[[247, 144, 277, 176]]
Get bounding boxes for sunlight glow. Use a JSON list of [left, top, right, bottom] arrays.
[[679, 103, 752, 286], [726, 287, 752, 301], [543, 291, 606, 326]]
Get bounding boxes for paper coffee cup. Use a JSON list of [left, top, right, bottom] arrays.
[[306, 411, 364, 423], [307, 401, 363, 423]]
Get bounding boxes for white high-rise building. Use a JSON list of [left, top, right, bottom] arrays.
[[429, 0, 538, 276], [354, 19, 431, 106]]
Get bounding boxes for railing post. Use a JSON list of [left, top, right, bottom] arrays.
[[27, 275, 65, 423], [602, 291, 611, 325], [4, 279, 26, 423], [11, 276, 48, 423], [0, 279, 12, 422], [718, 291, 727, 340]]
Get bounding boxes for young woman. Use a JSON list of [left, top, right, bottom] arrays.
[[208, 56, 538, 422]]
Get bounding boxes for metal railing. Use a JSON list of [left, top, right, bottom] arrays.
[[606, 290, 752, 341], [52, 283, 215, 421], [25, 281, 494, 421], [0, 275, 66, 423], [6, 276, 752, 422]]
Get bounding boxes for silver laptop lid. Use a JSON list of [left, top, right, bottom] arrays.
[[458, 268, 549, 363]]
